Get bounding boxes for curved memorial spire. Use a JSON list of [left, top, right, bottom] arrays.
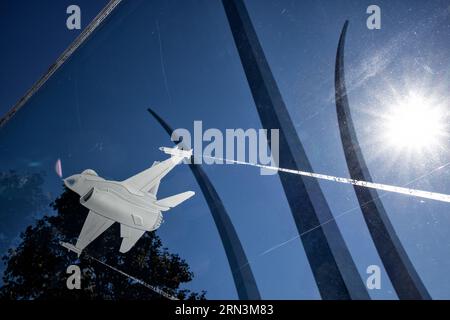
[[147, 107, 260, 300], [334, 20, 430, 300], [222, 0, 369, 299]]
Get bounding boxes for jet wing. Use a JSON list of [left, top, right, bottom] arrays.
[[123, 154, 185, 193], [75, 210, 115, 252], [119, 224, 146, 253]]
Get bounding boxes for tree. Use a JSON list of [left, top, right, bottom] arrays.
[[0, 186, 206, 300], [0, 171, 47, 277]]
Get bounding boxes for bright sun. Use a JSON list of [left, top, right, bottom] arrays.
[[384, 93, 446, 151]]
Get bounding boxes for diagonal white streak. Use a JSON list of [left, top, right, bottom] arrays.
[[83, 251, 179, 300], [202, 156, 450, 204], [0, 0, 123, 128]]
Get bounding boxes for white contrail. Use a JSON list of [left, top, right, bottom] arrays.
[[202, 156, 450, 204], [82, 251, 178, 300]]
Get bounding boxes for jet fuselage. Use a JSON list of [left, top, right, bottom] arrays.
[[65, 171, 163, 232], [61, 146, 194, 255]]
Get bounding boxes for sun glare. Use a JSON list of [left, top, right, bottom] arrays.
[[384, 93, 446, 151]]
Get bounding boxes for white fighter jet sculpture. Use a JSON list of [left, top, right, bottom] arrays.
[[61, 145, 194, 256]]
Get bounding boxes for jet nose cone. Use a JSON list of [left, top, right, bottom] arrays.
[[64, 176, 77, 188]]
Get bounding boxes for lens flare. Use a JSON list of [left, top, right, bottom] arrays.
[[55, 159, 63, 178], [384, 93, 446, 151]]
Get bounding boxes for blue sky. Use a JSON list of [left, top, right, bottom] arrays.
[[1, 0, 449, 299], [0, 0, 109, 117]]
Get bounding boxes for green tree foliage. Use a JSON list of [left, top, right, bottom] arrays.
[[0, 186, 205, 300]]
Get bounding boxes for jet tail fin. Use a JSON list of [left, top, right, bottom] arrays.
[[119, 225, 146, 253], [155, 191, 195, 211]]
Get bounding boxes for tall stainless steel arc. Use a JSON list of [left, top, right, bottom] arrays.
[[221, 0, 369, 299], [334, 21, 431, 300], [147, 108, 261, 300]]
